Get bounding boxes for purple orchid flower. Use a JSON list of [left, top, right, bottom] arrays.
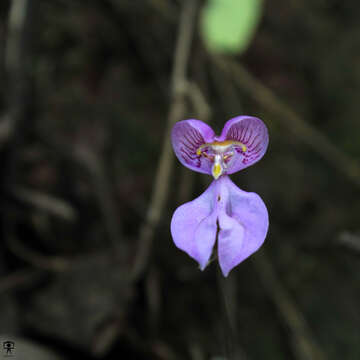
[[170, 116, 269, 277]]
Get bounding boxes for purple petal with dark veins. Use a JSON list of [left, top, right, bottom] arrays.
[[219, 116, 269, 174], [171, 120, 215, 174]]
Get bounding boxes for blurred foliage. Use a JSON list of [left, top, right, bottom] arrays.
[[201, 0, 264, 54]]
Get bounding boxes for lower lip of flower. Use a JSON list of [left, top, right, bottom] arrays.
[[196, 140, 247, 179]]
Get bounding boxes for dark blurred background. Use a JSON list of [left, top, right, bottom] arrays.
[[0, 0, 359, 359]]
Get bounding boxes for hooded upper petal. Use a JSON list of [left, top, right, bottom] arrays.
[[217, 176, 268, 276], [218, 116, 269, 174], [171, 119, 215, 175], [170, 180, 218, 269]]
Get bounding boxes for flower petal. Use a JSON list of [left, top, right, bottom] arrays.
[[219, 116, 268, 174], [170, 181, 217, 269], [172, 119, 215, 174], [217, 211, 245, 277], [194, 212, 218, 270], [218, 176, 269, 276]]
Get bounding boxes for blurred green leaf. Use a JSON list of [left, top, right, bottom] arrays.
[[201, 0, 264, 54]]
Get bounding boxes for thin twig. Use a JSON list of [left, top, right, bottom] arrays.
[[254, 251, 326, 360], [0, 268, 44, 294], [338, 231, 360, 253], [91, 317, 124, 357], [188, 81, 212, 120], [6, 232, 120, 273], [131, 0, 199, 280], [10, 185, 77, 222], [214, 56, 360, 188], [6, 233, 74, 272], [4, 0, 33, 141]]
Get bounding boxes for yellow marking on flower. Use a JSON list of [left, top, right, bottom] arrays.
[[239, 143, 247, 152], [212, 163, 222, 179], [212, 140, 234, 146], [196, 140, 247, 156]]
